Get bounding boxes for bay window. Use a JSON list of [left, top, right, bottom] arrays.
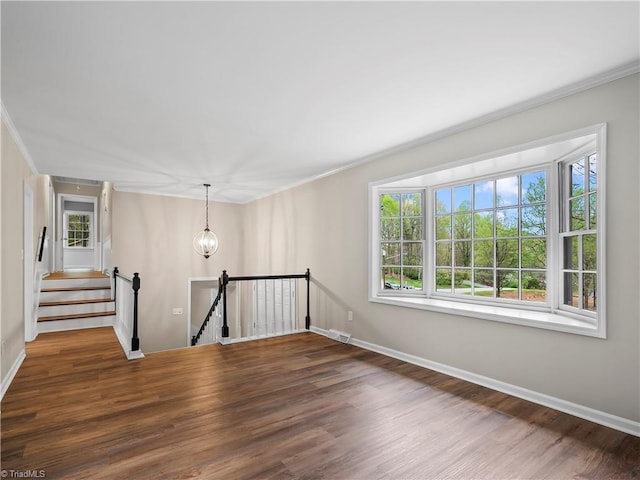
[[370, 125, 606, 337]]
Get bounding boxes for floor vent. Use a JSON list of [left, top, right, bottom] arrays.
[[328, 329, 351, 344]]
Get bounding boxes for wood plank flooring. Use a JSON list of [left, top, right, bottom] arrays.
[[2, 328, 638, 479]]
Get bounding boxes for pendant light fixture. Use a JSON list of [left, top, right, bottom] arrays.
[[193, 183, 219, 258]]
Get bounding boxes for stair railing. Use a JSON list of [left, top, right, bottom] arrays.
[[113, 267, 143, 358], [223, 269, 311, 338], [191, 271, 228, 346], [192, 269, 311, 346]]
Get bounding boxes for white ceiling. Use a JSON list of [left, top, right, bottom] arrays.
[[2, 1, 639, 203]]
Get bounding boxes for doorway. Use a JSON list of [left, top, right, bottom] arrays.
[[57, 194, 98, 271]]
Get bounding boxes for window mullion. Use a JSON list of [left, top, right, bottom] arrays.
[[425, 187, 432, 296]]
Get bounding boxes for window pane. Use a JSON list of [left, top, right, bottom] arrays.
[[521, 238, 546, 268], [436, 242, 452, 266], [522, 271, 546, 302], [402, 217, 422, 241], [496, 176, 519, 207], [435, 189, 451, 214], [454, 185, 471, 212], [588, 154, 597, 192], [474, 181, 494, 210], [402, 243, 423, 266], [564, 272, 579, 307], [496, 239, 518, 268], [381, 194, 400, 217], [564, 236, 579, 270], [454, 269, 471, 291], [589, 193, 597, 230], [453, 213, 472, 239], [521, 205, 546, 236], [402, 193, 422, 216], [436, 268, 452, 293], [570, 197, 585, 231], [496, 208, 518, 237], [454, 241, 472, 267], [382, 267, 401, 290], [403, 267, 423, 290], [583, 273, 597, 312], [381, 243, 400, 265], [571, 159, 585, 197], [435, 216, 451, 240], [473, 269, 495, 298], [381, 218, 400, 240], [496, 270, 518, 299], [474, 240, 494, 267], [521, 171, 546, 204], [583, 234, 597, 271], [474, 211, 493, 238]]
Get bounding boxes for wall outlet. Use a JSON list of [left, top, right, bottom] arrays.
[[173, 308, 183, 315], [347, 311, 353, 321]]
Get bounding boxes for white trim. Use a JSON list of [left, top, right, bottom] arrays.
[[1, 349, 26, 401], [369, 124, 606, 338], [219, 328, 307, 345], [23, 182, 36, 342], [112, 325, 145, 360], [1, 103, 38, 175], [58, 193, 99, 270], [187, 276, 221, 347], [369, 296, 602, 338], [310, 327, 640, 437]]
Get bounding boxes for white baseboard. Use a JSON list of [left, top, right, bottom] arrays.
[[1, 349, 26, 401], [113, 325, 144, 360], [221, 329, 307, 345], [310, 326, 639, 437]]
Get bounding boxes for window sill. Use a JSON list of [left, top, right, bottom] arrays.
[[370, 295, 605, 338]]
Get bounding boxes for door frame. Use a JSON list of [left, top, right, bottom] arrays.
[[56, 193, 99, 271], [23, 182, 36, 341]]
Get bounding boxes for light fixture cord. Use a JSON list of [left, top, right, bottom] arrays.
[[205, 184, 210, 229]]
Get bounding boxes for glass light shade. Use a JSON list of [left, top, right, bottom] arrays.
[[193, 227, 219, 258]]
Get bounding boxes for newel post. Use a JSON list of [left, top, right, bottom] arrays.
[[221, 270, 229, 338], [305, 268, 311, 330], [131, 272, 140, 351], [113, 267, 119, 306]]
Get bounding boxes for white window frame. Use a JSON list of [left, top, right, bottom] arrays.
[[64, 210, 94, 249], [369, 124, 606, 338], [428, 165, 551, 308], [377, 189, 427, 295]]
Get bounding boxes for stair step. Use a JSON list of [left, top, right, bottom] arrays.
[[45, 271, 109, 279], [41, 286, 110, 293], [43, 272, 111, 289], [38, 311, 116, 322], [39, 298, 114, 307]]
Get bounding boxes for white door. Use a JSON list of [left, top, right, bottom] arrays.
[[59, 194, 98, 271]]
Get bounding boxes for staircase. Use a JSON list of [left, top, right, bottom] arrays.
[[38, 271, 115, 333]]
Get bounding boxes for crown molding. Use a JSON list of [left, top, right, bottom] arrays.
[[1, 102, 39, 175], [248, 62, 640, 205]]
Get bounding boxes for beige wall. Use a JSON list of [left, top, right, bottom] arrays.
[[1, 120, 50, 385], [241, 74, 640, 423], [111, 191, 244, 352], [2, 75, 637, 425]]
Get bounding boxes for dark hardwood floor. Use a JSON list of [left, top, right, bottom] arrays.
[[2, 328, 638, 479]]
